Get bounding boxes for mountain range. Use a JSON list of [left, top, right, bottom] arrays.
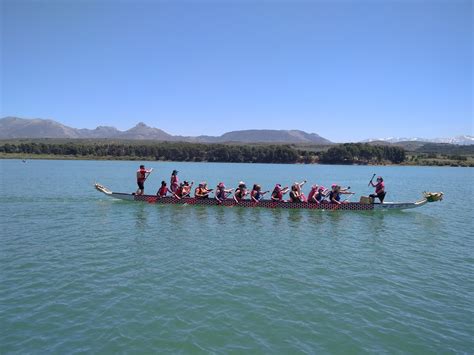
[[1, 117, 472, 145], [0, 117, 332, 144]]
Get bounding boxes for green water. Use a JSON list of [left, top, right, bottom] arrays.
[[1, 160, 473, 353]]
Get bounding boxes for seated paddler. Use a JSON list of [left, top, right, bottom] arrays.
[[215, 182, 233, 203], [316, 186, 328, 202], [195, 182, 212, 198], [233, 181, 248, 203], [181, 180, 193, 197], [289, 184, 304, 202], [307, 184, 320, 203], [271, 184, 289, 201], [157, 181, 171, 197], [329, 184, 354, 205], [294, 180, 307, 202], [250, 184, 269, 202]]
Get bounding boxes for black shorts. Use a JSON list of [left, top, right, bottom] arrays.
[[370, 192, 386, 202], [137, 181, 144, 190]]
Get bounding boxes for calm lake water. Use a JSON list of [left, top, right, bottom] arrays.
[[1, 159, 473, 353]]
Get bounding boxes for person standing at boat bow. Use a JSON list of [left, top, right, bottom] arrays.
[[136, 164, 153, 195]]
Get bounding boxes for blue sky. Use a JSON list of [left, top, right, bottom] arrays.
[[1, 0, 472, 142]]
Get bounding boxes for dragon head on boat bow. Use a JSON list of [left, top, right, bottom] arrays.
[[95, 183, 112, 195], [423, 191, 444, 202]]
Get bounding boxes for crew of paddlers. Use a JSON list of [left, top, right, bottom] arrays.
[[135, 165, 386, 204]]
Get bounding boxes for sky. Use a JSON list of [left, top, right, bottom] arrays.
[[1, 0, 472, 142]]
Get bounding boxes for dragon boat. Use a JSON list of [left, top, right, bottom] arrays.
[[94, 183, 443, 211]]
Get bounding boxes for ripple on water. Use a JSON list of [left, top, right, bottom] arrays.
[[1, 161, 473, 353]]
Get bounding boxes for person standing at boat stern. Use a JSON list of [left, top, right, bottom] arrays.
[[369, 176, 386, 203], [170, 170, 179, 193], [136, 165, 153, 195]]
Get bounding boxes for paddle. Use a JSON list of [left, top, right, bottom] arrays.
[[144, 168, 154, 181], [368, 173, 376, 186], [215, 189, 234, 204], [342, 191, 356, 203], [250, 190, 269, 203]]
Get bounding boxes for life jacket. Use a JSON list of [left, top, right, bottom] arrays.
[[308, 188, 317, 200], [158, 186, 167, 197], [252, 190, 261, 200], [375, 181, 384, 194], [272, 189, 282, 200], [196, 187, 207, 197], [329, 191, 340, 202], [289, 191, 300, 202], [171, 175, 179, 187], [216, 188, 226, 199], [235, 188, 244, 199], [137, 169, 146, 182]]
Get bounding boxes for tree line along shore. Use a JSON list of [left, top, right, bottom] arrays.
[[0, 140, 473, 167]]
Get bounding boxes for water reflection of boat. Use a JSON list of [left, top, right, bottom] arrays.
[[94, 184, 442, 211]]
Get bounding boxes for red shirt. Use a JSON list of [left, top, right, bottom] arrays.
[[171, 175, 179, 187], [158, 186, 168, 196], [137, 168, 146, 183]]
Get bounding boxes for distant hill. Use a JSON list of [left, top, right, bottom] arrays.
[[216, 129, 331, 144], [118, 122, 173, 140], [0, 117, 81, 138], [77, 126, 121, 138], [363, 135, 474, 145], [0, 117, 332, 144]]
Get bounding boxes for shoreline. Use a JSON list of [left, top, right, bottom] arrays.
[[2, 154, 472, 167]]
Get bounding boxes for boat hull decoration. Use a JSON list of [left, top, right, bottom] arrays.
[[95, 184, 442, 211]]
